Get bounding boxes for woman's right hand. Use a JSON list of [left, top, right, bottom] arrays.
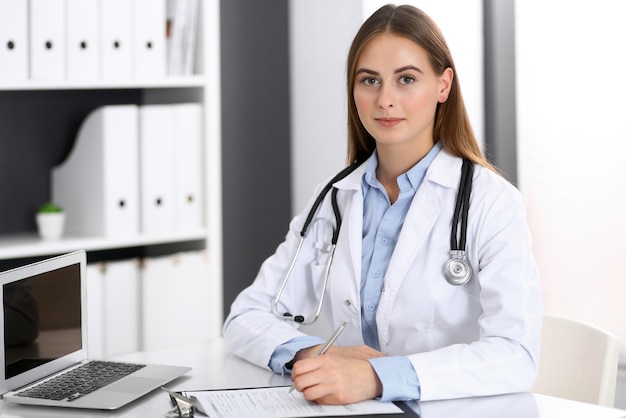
[[324, 344, 385, 360], [294, 344, 384, 362]]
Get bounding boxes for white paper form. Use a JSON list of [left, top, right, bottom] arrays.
[[187, 386, 404, 418]]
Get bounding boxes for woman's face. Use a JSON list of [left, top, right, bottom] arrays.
[[353, 33, 452, 152]]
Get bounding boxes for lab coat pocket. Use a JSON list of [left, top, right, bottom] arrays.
[[309, 258, 330, 302]]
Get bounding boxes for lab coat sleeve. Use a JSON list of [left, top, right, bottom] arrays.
[[269, 336, 325, 373], [368, 356, 420, 401], [223, 182, 331, 370], [408, 171, 542, 401]]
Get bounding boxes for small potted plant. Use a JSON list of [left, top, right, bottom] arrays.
[[36, 202, 65, 241]]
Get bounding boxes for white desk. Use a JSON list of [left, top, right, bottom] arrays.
[[1, 339, 625, 418]]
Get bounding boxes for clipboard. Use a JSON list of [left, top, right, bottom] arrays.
[[165, 386, 420, 418]]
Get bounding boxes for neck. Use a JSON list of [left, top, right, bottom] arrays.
[[376, 140, 435, 183], [374, 141, 435, 205]]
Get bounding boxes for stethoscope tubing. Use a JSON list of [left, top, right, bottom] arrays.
[[272, 164, 360, 324], [272, 236, 306, 321], [451, 159, 473, 252]]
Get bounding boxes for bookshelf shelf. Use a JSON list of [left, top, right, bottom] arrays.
[[0, 75, 207, 91], [0, 230, 208, 260]]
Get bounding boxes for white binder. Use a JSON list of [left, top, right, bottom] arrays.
[[86, 263, 105, 359], [66, 0, 100, 80], [100, 0, 133, 79], [52, 105, 140, 237], [173, 103, 204, 230], [141, 252, 211, 351], [0, 0, 28, 80], [103, 260, 141, 357], [139, 105, 176, 234], [88, 260, 141, 358], [29, 0, 66, 80], [133, 0, 167, 78]]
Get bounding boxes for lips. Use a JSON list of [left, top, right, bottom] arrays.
[[375, 117, 403, 128]]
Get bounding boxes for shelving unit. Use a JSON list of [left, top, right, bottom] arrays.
[[0, 1, 223, 354]]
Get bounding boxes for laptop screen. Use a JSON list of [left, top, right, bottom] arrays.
[[3, 263, 82, 379]]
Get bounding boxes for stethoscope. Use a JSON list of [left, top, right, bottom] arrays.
[[443, 158, 474, 285], [272, 158, 474, 325]]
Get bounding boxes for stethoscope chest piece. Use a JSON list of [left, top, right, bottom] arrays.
[[444, 250, 472, 286]]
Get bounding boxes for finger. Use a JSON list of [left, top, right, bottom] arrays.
[[296, 356, 354, 403], [291, 355, 323, 378]]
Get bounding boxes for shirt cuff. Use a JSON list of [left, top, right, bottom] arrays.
[[368, 356, 421, 401], [268, 335, 325, 374]]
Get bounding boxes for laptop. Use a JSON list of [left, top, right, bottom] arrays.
[[0, 250, 191, 410]]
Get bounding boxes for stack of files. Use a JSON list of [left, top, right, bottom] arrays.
[[167, 0, 199, 76], [138, 103, 204, 234], [15, 0, 168, 80], [52, 105, 140, 237], [52, 103, 203, 238], [101, 0, 167, 79], [86, 260, 141, 358], [141, 251, 211, 351], [0, 0, 28, 80]]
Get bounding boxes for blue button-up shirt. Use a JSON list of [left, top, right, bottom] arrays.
[[270, 142, 443, 401], [360, 142, 442, 349]]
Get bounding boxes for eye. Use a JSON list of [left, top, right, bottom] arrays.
[[398, 75, 415, 85], [359, 76, 380, 86]]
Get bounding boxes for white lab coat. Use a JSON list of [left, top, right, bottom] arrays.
[[223, 149, 542, 401]]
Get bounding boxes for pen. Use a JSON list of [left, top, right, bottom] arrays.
[[289, 321, 348, 393]]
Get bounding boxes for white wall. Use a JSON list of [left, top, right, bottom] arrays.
[[289, 0, 484, 214], [289, 0, 363, 214], [515, 0, 626, 407]]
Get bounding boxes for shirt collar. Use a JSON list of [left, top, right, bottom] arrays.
[[362, 141, 443, 194]]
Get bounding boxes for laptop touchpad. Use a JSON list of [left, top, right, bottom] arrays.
[[104, 377, 163, 394]]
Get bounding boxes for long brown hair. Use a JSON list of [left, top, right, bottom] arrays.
[[346, 4, 494, 170]]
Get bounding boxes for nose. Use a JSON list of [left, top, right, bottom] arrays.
[[377, 84, 395, 108]]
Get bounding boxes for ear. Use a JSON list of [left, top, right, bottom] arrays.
[[438, 67, 454, 103]]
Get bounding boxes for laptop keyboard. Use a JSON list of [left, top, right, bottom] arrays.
[[16, 360, 146, 402]]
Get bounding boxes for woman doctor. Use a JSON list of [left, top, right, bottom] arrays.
[[223, 4, 542, 405]]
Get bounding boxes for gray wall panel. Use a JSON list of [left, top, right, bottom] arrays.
[[484, 0, 517, 184], [220, 0, 292, 320]]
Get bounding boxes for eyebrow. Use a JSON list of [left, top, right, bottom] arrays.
[[355, 65, 424, 76]]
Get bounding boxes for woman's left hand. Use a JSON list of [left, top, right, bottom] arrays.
[[290, 354, 382, 404]]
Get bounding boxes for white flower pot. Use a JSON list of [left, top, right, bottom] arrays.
[[36, 212, 65, 241]]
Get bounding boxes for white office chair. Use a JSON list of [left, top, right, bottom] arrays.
[[532, 314, 619, 407]]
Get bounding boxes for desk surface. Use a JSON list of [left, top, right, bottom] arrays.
[[1, 339, 625, 418]]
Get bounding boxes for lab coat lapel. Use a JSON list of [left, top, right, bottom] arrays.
[[333, 161, 368, 292], [384, 151, 461, 296]]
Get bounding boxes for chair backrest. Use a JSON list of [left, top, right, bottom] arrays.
[[532, 314, 619, 407]]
